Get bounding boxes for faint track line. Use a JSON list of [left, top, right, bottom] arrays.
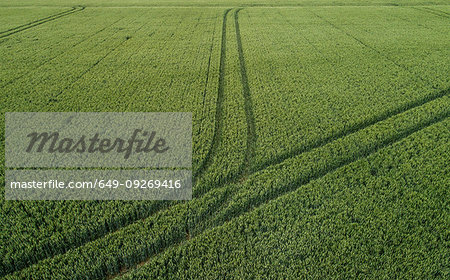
[[425, 7, 450, 16], [212, 113, 449, 225], [199, 114, 450, 249], [0, 6, 85, 39], [308, 9, 432, 87], [197, 12, 218, 153], [274, 10, 333, 64], [112, 10, 450, 271], [9, 55, 449, 280], [0, 7, 77, 34], [0, 16, 126, 89], [0, 11, 233, 278], [235, 8, 256, 177], [23, 17, 450, 279], [411, 6, 450, 18], [388, 9, 436, 31], [249, 9, 449, 172], [27, 87, 446, 279], [49, 12, 149, 102], [200, 14, 219, 110]]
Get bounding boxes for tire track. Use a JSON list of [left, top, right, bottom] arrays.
[[0, 7, 77, 35], [0, 8, 76, 34], [46, 10, 232, 279], [253, 87, 449, 172], [43, 16, 450, 277], [38, 86, 447, 280], [110, 10, 450, 276], [193, 8, 231, 183], [0, 6, 85, 39], [200, 15, 218, 113], [235, 8, 256, 177], [411, 6, 450, 18], [196, 13, 218, 161], [211, 111, 449, 228]]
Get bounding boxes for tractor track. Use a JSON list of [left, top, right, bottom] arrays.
[[193, 9, 231, 183], [411, 6, 450, 18], [0, 6, 85, 39], [196, 12, 218, 172], [114, 99, 449, 280], [253, 87, 449, 172], [1, 10, 232, 277], [101, 8, 450, 277], [235, 8, 256, 177]]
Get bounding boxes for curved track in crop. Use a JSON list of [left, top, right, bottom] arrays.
[[193, 9, 231, 183], [235, 8, 257, 177]]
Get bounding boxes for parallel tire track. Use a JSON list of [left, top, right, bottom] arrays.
[[211, 111, 449, 227], [2, 10, 239, 278], [235, 8, 256, 177], [119, 104, 448, 280], [0, 7, 77, 35], [0, 6, 85, 39], [86, 89, 450, 280], [197, 13, 218, 146], [2, 11, 219, 277], [253, 87, 449, 172], [109, 10, 450, 277]]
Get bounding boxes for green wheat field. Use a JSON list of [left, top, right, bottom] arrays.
[[1, 0, 449, 279]]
